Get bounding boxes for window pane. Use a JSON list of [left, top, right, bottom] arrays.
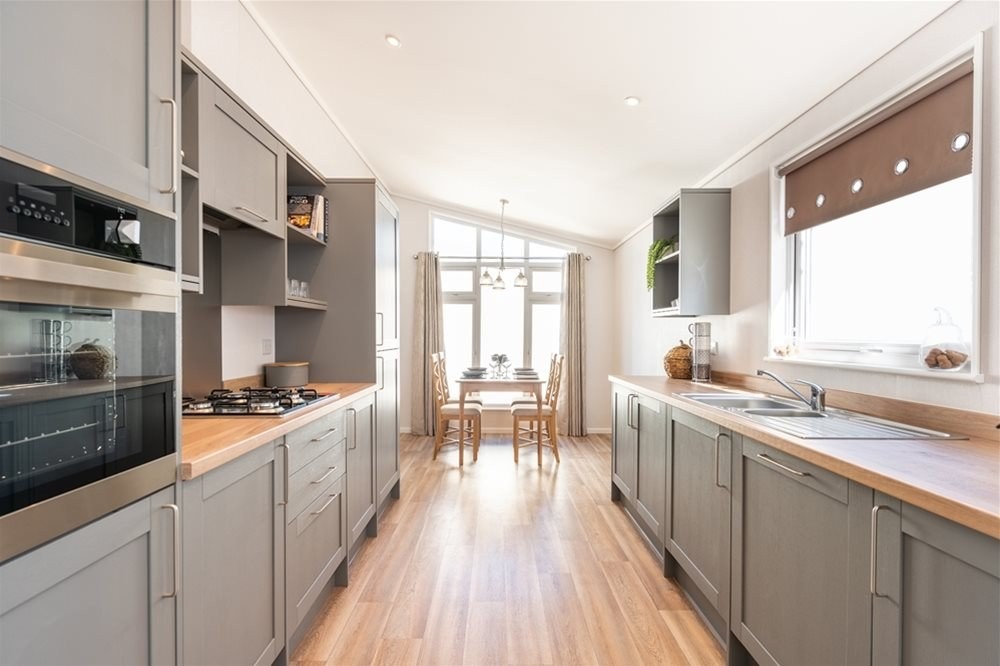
[[441, 270, 473, 293], [800, 175, 973, 345], [480, 268, 525, 369], [531, 303, 561, 375], [433, 217, 477, 259], [531, 269, 563, 293], [529, 241, 568, 258], [482, 230, 524, 260], [443, 303, 474, 396]]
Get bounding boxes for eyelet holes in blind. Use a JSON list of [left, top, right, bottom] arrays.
[[786, 207, 796, 219], [951, 132, 970, 152], [815, 194, 826, 207], [850, 178, 864, 194], [894, 158, 910, 175]]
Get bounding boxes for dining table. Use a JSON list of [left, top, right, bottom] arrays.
[[455, 376, 545, 466]]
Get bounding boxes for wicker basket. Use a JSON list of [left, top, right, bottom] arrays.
[[664, 340, 692, 379]]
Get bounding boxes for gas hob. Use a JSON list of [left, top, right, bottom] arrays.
[[182, 387, 338, 417]]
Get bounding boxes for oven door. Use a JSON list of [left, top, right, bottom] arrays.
[[0, 240, 178, 562]]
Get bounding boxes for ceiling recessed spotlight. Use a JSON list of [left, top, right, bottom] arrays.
[[624, 96, 641, 107], [385, 34, 401, 48]]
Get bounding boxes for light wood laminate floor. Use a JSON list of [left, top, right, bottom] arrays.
[[291, 434, 724, 666]]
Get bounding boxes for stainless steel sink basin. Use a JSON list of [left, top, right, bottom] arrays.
[[680, 392, 963, 440], [680, 393, 796, 410]]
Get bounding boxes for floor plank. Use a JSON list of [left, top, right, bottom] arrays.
[[292, 434, 724, 666]]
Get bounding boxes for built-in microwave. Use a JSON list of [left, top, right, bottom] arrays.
[[0, 159, 180, 563]]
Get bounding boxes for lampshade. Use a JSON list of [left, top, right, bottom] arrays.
[[492, 272, 506, 290], [479, 269, 494, 286], [514, 269, 528, 287]]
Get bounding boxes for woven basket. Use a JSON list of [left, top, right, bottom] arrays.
[[663, 340, 692, 379]]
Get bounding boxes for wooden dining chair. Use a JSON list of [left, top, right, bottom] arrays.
[[510, 354, 564, 465], [439, 351, 482, 406], [431, 352, 482, 461], [511, 353, 557, 407]]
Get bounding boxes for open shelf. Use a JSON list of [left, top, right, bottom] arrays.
[[181, 163, 199, 179], [282, 295, 327, 311], [655, 250, 680, 265], [286, 222, 326, 246]]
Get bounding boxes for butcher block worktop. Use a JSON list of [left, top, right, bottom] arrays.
[[181, 382, 376, 480], [610, 375, 1000, 538]]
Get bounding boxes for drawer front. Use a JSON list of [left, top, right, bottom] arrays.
[[742, 437, 848, 505], [286, 409, 346, 474], [288, 439, 346, 520], [286, 475, 345, 635]]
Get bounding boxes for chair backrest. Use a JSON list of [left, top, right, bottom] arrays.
[[439, 351, 454, 401], [547, 354, 565, 408], [430, 352, 447, 411]]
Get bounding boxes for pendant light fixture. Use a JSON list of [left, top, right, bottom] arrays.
[[478, 198, 528, 290]]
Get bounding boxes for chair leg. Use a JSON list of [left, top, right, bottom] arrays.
[[512, 414, 519, 463], [473, 416, 480, 462], [537, 417, 543, 467], [433, 416, 443, 460], [549, 415, 560, 463]]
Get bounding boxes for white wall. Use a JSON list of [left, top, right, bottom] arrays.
[[614, 1, 999, 415], [397, 196, 616, 432]]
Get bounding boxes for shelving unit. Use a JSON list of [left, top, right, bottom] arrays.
[[281, 152, 328, 311], [179, 58, 203, 294], [651, 188, 731, 317]]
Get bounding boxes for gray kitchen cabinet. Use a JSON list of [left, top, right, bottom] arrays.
[[666, 408, 731, 631], [0, 486, 177, 665], [872, 494, 1000, 666], [0, 0, 177, 213], [182, 441, 284, 666], [346, 394, 377, 549], [611, 385, 637, 500], [651, 188, 731, 316], [611, 383, 667, 548], [200, 79, 286, 238], [731, 436, 871, 666], [375, 196, 399, 350], [376, 349, 401, 509]]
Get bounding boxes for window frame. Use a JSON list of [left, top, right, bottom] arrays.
[[768, 36, 985, 382], [431, 212, 570, 379]]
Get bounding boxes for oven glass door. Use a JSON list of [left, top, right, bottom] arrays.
[[0, 301, 175, 517]]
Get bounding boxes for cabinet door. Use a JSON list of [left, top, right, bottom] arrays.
[[0, 486, 177, 665], [182, 442, 284, 666], [0, 0, 176, 212], [872, 494, 999, 666], [634, 394, 667, 544], [201, 82, 285, 238], [375, 196, 399, 349], [346, 395, 376, 547], [732, 437, 871, 666], [375, 349, 400, 506], [667, 408, 731, 621], [611, 386, 636, 499]]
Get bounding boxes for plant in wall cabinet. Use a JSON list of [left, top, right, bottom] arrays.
[[646, 239, 669, 291]]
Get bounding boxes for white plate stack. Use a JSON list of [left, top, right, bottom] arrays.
[[462, 367, 487, 379]]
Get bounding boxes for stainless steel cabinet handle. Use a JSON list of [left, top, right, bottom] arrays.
[[311, 492, 340, 516], [311, 427, 338, 442], [376, 312, 384, 346], [714, 433, 729, 488], [278, 442, 290, 505], [159, 98, 178, 194], [234, 205, 270, 223], [311, 466, 338, 485], [755, 453, 810, 477], [347, 408, 358, 450], [871, 505, 890, 598], [377, 355, 385, 391], [161, 503, 180, 598]]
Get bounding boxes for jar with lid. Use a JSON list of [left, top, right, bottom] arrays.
[[919, 307, 970, 371]]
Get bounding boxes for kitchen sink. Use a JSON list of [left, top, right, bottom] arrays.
[[680, 392, 963, 440]]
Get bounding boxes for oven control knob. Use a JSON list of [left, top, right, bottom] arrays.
[[62, 219, 70, 226], [43, 214, 51, 222], [53, 216, 61, 224], [21, 209, 32, 218], [33, 211, 42, 219], [8, 205, 20, 214]]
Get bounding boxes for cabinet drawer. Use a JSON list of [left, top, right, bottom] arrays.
[[286, 475, 345, 635], [286, 409, 346, 474], [288, 439, 346, 520], [742, 438, 848, 504]]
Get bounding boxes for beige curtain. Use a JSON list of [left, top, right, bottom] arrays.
[[410, 252, 445, 436], [558, 253, 586, 436]]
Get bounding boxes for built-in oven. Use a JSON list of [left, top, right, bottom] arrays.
[[0, 158, 179, 563]]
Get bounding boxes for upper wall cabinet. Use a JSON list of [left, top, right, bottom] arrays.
[[651, 189, 731, 317], [200, 80, 286, 239], [0, 0, 177, 214]]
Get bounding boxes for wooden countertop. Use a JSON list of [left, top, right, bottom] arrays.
[[610, 375, 1000, 539], [181, 382, 376, 481]]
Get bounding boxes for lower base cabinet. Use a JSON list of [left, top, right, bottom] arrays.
[[0, 486, 177, 665], [182, 442, 285, 666], [732, 436, 872, 666], [346, 394, 377, 548], [872, 494, 1000, 665]]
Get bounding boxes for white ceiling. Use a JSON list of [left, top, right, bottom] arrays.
[[248, 1, 949, 248]]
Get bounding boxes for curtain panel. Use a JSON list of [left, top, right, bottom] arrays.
[[558, 252, 586, 436], [410, 252, 445, 436]]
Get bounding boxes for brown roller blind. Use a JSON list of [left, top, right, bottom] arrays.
[[783, 68, 973, 236]]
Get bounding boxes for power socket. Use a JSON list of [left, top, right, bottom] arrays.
[[262, 338, 273, 356]]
